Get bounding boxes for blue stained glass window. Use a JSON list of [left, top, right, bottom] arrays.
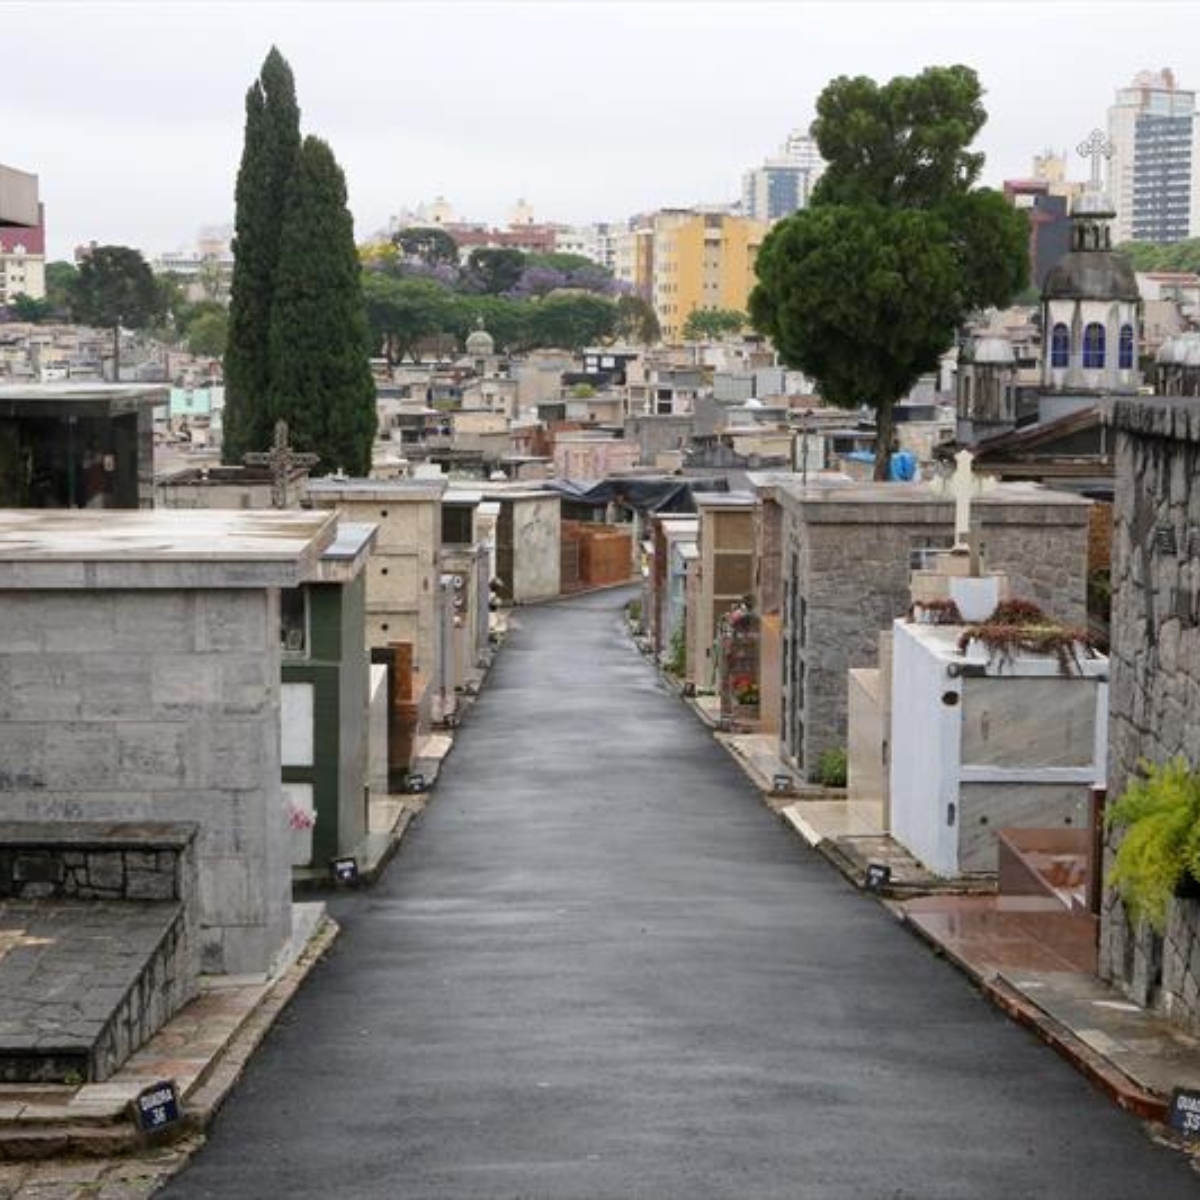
[[1083, 323, 1106, 370], [1119, 324, 1135, 370], [1050, 323, 1070, 369]]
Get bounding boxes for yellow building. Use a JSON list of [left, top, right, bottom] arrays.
[[651, 211, 768, 342]]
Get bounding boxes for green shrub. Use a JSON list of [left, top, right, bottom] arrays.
[[814, 747, 848, 788], [665, 625, 686, 676], [1107, 756, 1200, 932]]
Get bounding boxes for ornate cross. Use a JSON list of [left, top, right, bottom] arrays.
[[931, 448, 995, 557], [243, 420, 319, 509], [1077, 128, 1113, 191]]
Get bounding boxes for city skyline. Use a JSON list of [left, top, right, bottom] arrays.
[[7, 0, 1200, 258]]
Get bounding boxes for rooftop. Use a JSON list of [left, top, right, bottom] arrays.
[[0, 509, 336, 590], [308, 477, 447, 501]]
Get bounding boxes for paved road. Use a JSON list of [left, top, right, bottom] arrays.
[[165, 591, 1198, 1199]]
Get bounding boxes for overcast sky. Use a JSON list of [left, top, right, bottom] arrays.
[[6, 0, 1199, 259]]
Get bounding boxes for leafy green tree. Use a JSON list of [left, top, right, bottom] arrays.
[[69, 245, 164, 380], [466, 247, 526, 294], [751, 64, 1027, 478], [268, 136, 376, 475], [43, 261, 78, 316], [682, 307, 747, 341], [613, 293, 660, 345], [362, 273, 457, 363], [187, 308, 229, 358], [393, 226, 460, 268], [452, 294, 530, 352], [525, 251, 599, 275], [224, 46, 301, 463], [526, 293, 615, 350], [1116, 238, 1200, 274], [7, 293, 52, 323]]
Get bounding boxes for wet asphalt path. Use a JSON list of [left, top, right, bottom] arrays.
[[164, 590, 1199, 1199]]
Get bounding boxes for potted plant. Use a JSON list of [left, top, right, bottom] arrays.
[[908, 598, 962, 626], [731, 674, 760, 710], [955, 598, 1098, 676], [1107, 757, 1200, 933]]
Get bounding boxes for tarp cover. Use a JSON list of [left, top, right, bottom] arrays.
[[544, 476, 730, 514]]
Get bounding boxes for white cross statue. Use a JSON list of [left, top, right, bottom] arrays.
[[1077, 128, 1113, 191], [932, 448, 995, 555]]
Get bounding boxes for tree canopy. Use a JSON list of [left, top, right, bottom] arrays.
[[393, 226, 460, 268], [69, 245, 164, 379], [269, 136, 376, 476], [751, 64, 1027, 477], [465, 247, 525, 295], [1116, 238, 1200, 274], [223, 46, 301, 463], [613, 293, 660, 345], [682, 308, 747, 341]]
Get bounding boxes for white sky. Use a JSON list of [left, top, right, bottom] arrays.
[[5, 0, 1197, 259]]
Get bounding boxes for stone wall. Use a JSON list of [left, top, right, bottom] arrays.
[[0, 590, 289, 975], [779, 484, 1090, 777], [1099, 399, 1200, 1022]]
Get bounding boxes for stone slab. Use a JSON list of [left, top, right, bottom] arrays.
[[0, 900, 180, 1080], [0, 510, 336, 590]]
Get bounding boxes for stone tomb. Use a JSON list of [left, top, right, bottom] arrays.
[[0, 508, 336, 975], [776, 478, 1091, 780]]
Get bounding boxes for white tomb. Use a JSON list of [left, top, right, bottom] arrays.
[[889, 620, 1108, 876]]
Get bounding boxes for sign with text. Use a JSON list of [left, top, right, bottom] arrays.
[[132, 1080, 182, 1134], [331, 856, 360, 886], [864, 863, 892, 893], [1169, 1088, 1200, 1138]]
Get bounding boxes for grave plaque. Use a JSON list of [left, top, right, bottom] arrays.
[[864, 863, 892, 893], [405, 773, 427, 794], [131, 1080, 182, 1134], [331, 856, 360, 886], [1168, 1088, 1200, 1138]]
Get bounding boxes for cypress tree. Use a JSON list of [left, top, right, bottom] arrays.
[[268, 137, 377, 475], [223, 47, 301, 463]]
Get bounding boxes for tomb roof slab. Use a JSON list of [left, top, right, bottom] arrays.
[[0, 509, 336, 589]]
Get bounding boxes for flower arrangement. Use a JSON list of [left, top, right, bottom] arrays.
[[722, 601, 754, 633], [287, 801, 317, 832], [731, 674, 760, 706]]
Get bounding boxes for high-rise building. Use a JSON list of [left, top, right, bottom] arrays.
[[1107, 69, 1200, 244], [741, 130, 824, 224], [650, 210, 769, 341], [0, 164, 45, 305]]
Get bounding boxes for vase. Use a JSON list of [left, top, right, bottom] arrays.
[[949, 576, 1001, 623], [290, 825, 314, 868]]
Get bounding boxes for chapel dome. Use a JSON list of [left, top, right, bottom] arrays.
[[1042, 251, 1139, 303], [465, 320, 494, 357]]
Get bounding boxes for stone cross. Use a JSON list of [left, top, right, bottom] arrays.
[[1077, 128, 1113, 191], [932, 448, 995, 560], [242, 420, 319, 509]]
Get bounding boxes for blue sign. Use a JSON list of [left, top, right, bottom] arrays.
[[132, 1080, 182, 1133], [864, 863, 892, 893], [332, 856, 360, 885], [1169, 1088, 1200, 1138]]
